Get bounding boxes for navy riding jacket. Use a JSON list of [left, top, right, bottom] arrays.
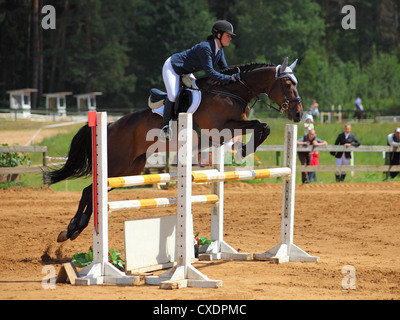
[[170, 40, 231, 84], [334, 132, 360, 159]]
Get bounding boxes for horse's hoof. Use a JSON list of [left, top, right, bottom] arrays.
[[57, 231, 68, 242], [70, 230, 81, 241]]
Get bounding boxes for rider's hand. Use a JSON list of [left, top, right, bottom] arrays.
[[230, 73, 241, 82]]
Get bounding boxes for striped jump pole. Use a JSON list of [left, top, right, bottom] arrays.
[[108, 194, 218, 212], [108, 173, 178, 189]]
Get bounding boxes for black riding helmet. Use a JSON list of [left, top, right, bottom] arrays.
[[211, 20, 235, 48], [212, 20, 236, 37]]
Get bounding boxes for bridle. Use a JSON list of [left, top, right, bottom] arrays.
[[265, 75, 302, 113], [237, 68, 302, 114], [205, 66, 302, 114]]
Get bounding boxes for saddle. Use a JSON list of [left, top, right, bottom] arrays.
[[148, 74, 199, 119]]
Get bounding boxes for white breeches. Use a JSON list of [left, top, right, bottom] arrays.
[[335, 154, 349, 174], [162, 57, 180, 102]]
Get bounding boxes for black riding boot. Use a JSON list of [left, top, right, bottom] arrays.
[[340, 173, 346, 182], [335, 174, 340, 182], [160, 98, 175, 141]]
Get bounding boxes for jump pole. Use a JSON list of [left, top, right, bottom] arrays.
[[75, 112, 137, 286], [253, 124, 320, 263]]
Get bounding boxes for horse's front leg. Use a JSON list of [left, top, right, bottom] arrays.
[[224, 119, 270, 159]]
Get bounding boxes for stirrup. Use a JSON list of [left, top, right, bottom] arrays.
[[159, 125, 172, 142]]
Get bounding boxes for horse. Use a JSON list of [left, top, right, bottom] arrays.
[[47, 57, 303, 242]]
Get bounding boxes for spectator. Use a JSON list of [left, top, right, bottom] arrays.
[[333, 124, 360, 182], [387, 128, 400, 178], [310, 100, 319, 122], [308, 151, 319, 183], [354, 96, 364, 121], [297, 129, 328, 184], [303, 114, 314, 135]]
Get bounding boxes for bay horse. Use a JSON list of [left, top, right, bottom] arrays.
[[47, 58, 303, 242]]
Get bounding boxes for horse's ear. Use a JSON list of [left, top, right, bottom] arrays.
[[281, 57, 288, 71], [289, 59, 298, 70]]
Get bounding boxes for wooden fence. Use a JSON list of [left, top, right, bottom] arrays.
[[0, 146, 47, 183], [257, 145, 400, 173], [1, 144, 399, 186]]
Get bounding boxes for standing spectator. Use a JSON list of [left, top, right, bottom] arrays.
[[333, 124, 360, 182], [387, 128, 400, 178], [310, 100, 319, 122], [303, 114, 314, 135], [354, 96, 364, 121], [297, 129, 328, 184]]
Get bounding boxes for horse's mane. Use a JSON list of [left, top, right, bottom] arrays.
[[197, 62, 276, 85], [220, 62, 275, 75]]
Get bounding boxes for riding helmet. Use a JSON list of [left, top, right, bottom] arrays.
[[212, 20, 236, 37]]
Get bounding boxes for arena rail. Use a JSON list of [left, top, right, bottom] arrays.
[[256, 145, 400, 173], [75, 112, 320, 289], [0, 145, 48, 184]]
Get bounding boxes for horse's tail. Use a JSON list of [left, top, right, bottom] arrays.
[[46, 124, 92, 185]]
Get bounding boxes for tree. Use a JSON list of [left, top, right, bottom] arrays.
[[129, 0, 214, 105], [231, 0, 325, 64]]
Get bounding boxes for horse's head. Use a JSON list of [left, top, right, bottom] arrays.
[[267, 58, 303, 122]]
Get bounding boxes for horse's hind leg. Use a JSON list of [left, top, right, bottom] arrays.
[[57, 153, 148, 242], [57, 185, 93, 242]]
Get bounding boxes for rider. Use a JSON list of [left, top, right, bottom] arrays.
[[160, 20, 240, 141]]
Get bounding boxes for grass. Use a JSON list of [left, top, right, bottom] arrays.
[[1, 117, 400, 190]]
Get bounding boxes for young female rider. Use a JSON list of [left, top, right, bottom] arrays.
[[160, 20, 240, 140]]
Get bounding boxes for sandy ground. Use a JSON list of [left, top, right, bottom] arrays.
[[0, 181, 399, 301]]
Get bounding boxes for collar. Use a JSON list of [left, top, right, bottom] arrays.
[[214, 39, 220, 56]]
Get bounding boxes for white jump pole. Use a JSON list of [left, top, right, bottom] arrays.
[[253, 124, 320, 263], [75, 112, 137, 286]]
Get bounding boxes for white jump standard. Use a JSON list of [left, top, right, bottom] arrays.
[[145, 113, 223, 289], [253, 124, 319, 263], [75, 112, 138, 286]]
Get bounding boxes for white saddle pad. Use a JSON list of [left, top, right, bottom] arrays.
[[152, 89, 202, 117]]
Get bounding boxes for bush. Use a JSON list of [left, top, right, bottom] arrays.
[[0, 144, 30, 167]]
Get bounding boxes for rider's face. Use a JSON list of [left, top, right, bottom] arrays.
[[220, 32, 232, 47]]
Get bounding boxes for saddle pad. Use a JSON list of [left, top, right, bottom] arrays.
[[152, 89, 202, 117]]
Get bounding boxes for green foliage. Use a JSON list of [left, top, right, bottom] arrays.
[[71, 246, 124, 271], [1, 0, 399, 112], [194, 232, 211, 247], [0, 144, 30, 167]]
